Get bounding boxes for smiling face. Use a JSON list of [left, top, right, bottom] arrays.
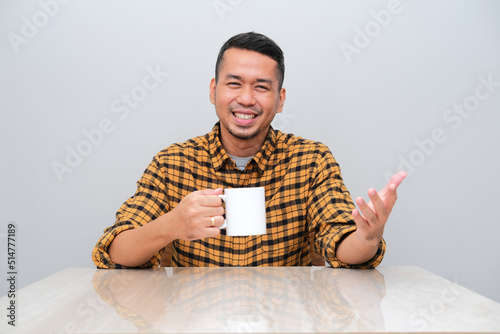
[[210, 48, 286, 157]]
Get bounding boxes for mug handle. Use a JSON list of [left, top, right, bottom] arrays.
[[218, 194, 227, 229]]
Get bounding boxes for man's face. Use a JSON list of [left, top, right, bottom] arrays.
[[210, 48, 286, 153]]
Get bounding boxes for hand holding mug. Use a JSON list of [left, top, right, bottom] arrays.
[[172, 188, 225, 241]]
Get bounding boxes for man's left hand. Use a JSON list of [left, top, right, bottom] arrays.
[[352, 171, 407, 244]]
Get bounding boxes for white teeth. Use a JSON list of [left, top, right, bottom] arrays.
[[234, 113, 256, 120]]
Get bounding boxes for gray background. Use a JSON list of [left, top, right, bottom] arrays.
[[1, 0, 499, 304]]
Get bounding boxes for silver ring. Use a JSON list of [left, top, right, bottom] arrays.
[[210, 216, 215, 227]]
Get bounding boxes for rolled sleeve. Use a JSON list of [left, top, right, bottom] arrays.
[[316, 224, 386, 268], [91, 156, 169, 269], [307, 147, 386, 268], [91, 222, 163, 269]]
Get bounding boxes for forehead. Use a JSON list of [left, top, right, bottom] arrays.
[[219, 48, 278, 81]]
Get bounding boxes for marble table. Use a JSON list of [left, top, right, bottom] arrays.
[[2, 266, 500, 333]]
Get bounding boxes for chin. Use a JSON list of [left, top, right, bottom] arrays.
[[228, 127, 260, 140], [231, 131, 258, 140]]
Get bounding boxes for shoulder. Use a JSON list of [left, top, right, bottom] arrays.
[[274, 129, 332, 157], [271, 129, 340, 175], [140, 134, 211, 173], [156, 134, 209, 158]]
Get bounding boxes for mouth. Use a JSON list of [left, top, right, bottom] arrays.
[[230, 107, 260, 126], [233, 112, 257, 120]]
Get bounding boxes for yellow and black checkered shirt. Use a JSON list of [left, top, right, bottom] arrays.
[[92, 123, 385, 268]]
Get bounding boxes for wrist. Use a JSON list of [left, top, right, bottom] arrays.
[[337, 231, 380, 265], [355, 229, 383, 246], [353, 230, 381, 251], [156, 211, 181, 243]]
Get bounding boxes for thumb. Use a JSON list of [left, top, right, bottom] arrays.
[[200, 188, 223, 196]]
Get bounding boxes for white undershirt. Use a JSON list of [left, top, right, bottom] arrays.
[[228, 154, 252, 171]]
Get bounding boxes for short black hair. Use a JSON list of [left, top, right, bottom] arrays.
[[215, 32, 285, 90]]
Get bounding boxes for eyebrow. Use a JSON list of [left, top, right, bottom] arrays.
[[225, 74, 273, 86]]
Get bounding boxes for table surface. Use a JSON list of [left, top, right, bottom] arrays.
[[2, 266, 500, 333]]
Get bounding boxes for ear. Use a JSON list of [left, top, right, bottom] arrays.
[[276, 87, 286, 114], [209, 78, 216, 105]]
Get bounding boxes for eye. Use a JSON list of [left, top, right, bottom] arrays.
[[227, 82, 240, 87], [255, 85, 270, 91]]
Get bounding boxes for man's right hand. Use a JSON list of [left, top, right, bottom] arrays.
[[170, 188, 225, 241]]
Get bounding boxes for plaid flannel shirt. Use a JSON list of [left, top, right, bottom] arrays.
[[92, 123, 385, 268]]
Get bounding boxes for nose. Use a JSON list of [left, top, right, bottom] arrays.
[[236, 86, 256, 106]]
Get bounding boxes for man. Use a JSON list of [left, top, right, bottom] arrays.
[[92, 32, 406, 269]]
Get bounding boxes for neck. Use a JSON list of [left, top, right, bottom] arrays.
[[220, 126, 268, 157]]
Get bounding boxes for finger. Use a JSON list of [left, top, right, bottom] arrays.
[[203, 206, 225, 219], [378, 171, 406, 208], [367, 188, 388, 220], [384, 173, 406, 210], [203, 225, 221, 238], [200, 196, 223, 207], [207, 215, 225, 228], [388, 171, 407, 190], [352, 208, 369, 229], [377, 171, 406, 198], [198, 188, 223, 195], [197, 189, 224, 207], [355, 196, 378, 226], [208, 188, 224, 196]]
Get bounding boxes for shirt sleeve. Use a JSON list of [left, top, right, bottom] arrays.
[[92, 156, 170, 269], [307, 147, 386, 269]]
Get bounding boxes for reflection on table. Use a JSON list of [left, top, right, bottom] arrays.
[[92, 267, 385, 333], [2, 266, 500, 333]]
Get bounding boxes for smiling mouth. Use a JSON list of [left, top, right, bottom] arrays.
[[233, 112, 257, 120]]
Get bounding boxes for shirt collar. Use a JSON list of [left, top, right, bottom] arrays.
[[208, 122, 277, 174]]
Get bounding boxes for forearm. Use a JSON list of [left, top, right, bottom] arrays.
[[105, 188, 224, 268], [108, 213, 179, 267], [335, 230, 380, 265]]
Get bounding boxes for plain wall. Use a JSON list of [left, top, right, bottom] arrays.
[[1, 0, 499, 303]]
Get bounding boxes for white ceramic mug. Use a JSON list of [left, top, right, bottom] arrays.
[[218, 187, 267, 236]]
